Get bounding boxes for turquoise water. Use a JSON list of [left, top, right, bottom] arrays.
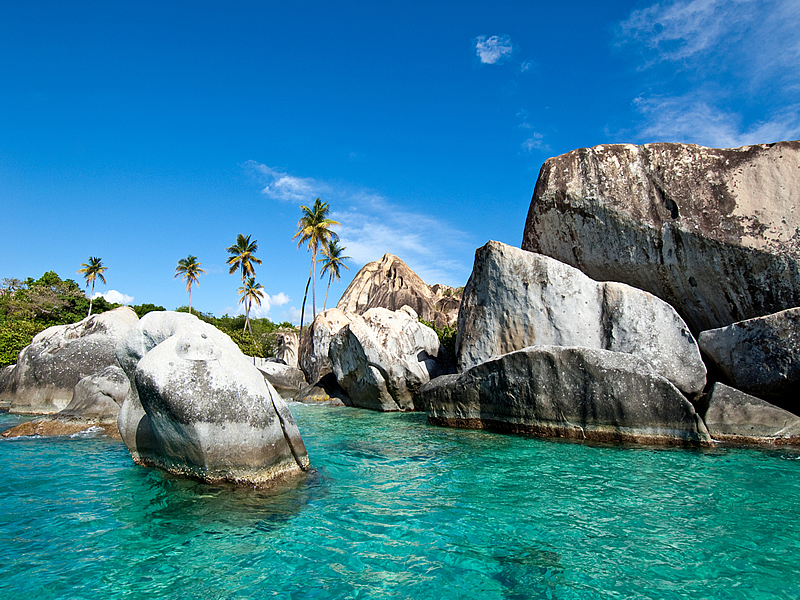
[[1, 407, 799, 600]]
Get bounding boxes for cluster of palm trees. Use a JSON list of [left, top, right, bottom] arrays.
[[79, 198, 349, 331]]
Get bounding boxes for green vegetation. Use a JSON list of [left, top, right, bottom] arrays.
[[76, 256, 107, 317], [0, 271, 121, 367], [226, 234, 263, 332], [237, 277, 265, 335], [318, 239, 350, 311], [419, 318, 457, 363], [130, 303, 166, 318], [174, 255, 205, 314], [293, 197, 340, 331]]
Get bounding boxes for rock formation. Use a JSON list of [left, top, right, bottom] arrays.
[[5, 307, 139, 414], [457, 241, 706, 395], [329, 306, 455, 411], [521, 141, 800, 333], [420, 346, 711, 446], [255, 361, 307, 400], [298, 308, 357, 384], [116, 311, 309, 486], [703, 383, 800, 444], [0, 365, 16, 408], [275, 331, 299, 368], [337, 253, 461, 328], [699, 308, 799, 411]]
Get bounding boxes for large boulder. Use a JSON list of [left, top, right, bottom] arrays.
[[115, 311, 309, 486], [337, 253, 461, 328], [698, 308, 799, 411], [420, 346, 711, 447], [521, 141, 800, 333], [275, 331, 299, 368], [703, 383, 800, 444], [329, 306, 455, 411], [255, 361, 307, 400], [6, 307, 139, 414], [298, 308, 357, 384], [458, 241, 706, 395], [0, 365, 15, 408]]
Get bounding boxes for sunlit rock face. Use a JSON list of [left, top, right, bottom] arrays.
[[337, 253, 461, 328], [6, 307, 139, 414], [457, 241, 706, 396], [522, 141, 800, 333], [420, 346, 712, 447], [298, 308, 357, 385], [699, 307, 800, 413], [116, 311, 309, 487], [329, 306, 455, 412]]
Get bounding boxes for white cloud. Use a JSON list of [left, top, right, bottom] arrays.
[[245, 162, 475, 287], [243, 161, 328, 203], [617, 0, 800, 146], [522, 134, 550, 152], [93, 289, 134, 305], [633, 95, 800, 147], [235, 292, 292, 319], [474, 35, 513, 65], [270, 292, 290, 306]]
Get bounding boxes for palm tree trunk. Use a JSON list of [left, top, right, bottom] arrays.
[[87, 279, 95, 317], [188, 288, 192, 315], [299, 254, 314, 331], [311, 247, 318, 321], [324, 274, 331, 310]]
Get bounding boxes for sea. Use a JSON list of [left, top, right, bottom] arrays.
[[1, 405, 799, 599]]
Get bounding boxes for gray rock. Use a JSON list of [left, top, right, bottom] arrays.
[[58, 365, 132, 422], [699, 308, 800, 411], [7, 307, 139, 414], [457, 241, 706, 395], [337, 253, 461, 328], [420, 345, 711, 446], [298, 308, 357, 384], [255, 361, 308, 400], [296, 373, 349, 407], [521, 141, 800, 333], [275, 331, 299, 368], [116, 311, 309, 486], [329, 306, 455, 411], [0, 365, 15, 408], [703, 382, 800, 444]]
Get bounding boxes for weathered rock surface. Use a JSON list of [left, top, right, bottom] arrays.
[[330, 306, 455, 411], [458, 241, 706, 395], [255, 361, 307, 400], [337, 253, 462, 328], [298, 308, 357, 384], [420, 346, 711, 446], [116, 311, 309, 486], [2, 418, 119, 439], [521, 141, 800, 333], [0, 365, 15, 408], [703, 383, 800, 444], [699, 308, 800, 411], [275, 331, 299, 368], [6, 307, 139, 414]]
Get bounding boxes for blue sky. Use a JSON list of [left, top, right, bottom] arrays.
[[1, 0, 798, 323]]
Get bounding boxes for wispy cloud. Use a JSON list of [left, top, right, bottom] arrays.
[[236, 292, 292, 319], [94, 290, 134, 305], [243, 162, 326, 203], [617, 0, 800, 145], [474, 35, 513, 65], [246, 162, 475, 286], [633, 95, 800, 147], [517, 110, 550, 153]]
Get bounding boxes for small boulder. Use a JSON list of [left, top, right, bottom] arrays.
[[255, 361, 308, 400], [457, 241, 706, 395], [698, 307, 800, 412], [703, 382, 800, 444], [420, 345, 711, 447], [329, 306, 455, 411], [6, 307, 139, 414], [296, 373, 349, 407]]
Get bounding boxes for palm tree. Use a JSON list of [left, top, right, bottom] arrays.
[[293, 198, 340, 330], [77, 256, 107, 317], [318, 240, 351, 310], [226, 234, 262, 328], [238, 277, 264, 334], [174, 255, 206, 315]]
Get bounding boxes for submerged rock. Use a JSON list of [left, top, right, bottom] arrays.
[[703, 383, 800, 445], [457, 241, 706, 395], [116, 311, 309, 486], [330, 306, 455, 411], [6, 307, 139, 414], [420, 345, 711, 447], [698, 307, 800, 412], [522, 141, 800, 333]]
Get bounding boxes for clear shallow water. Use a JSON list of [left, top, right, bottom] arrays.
[[1, 407, 799, 600]]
